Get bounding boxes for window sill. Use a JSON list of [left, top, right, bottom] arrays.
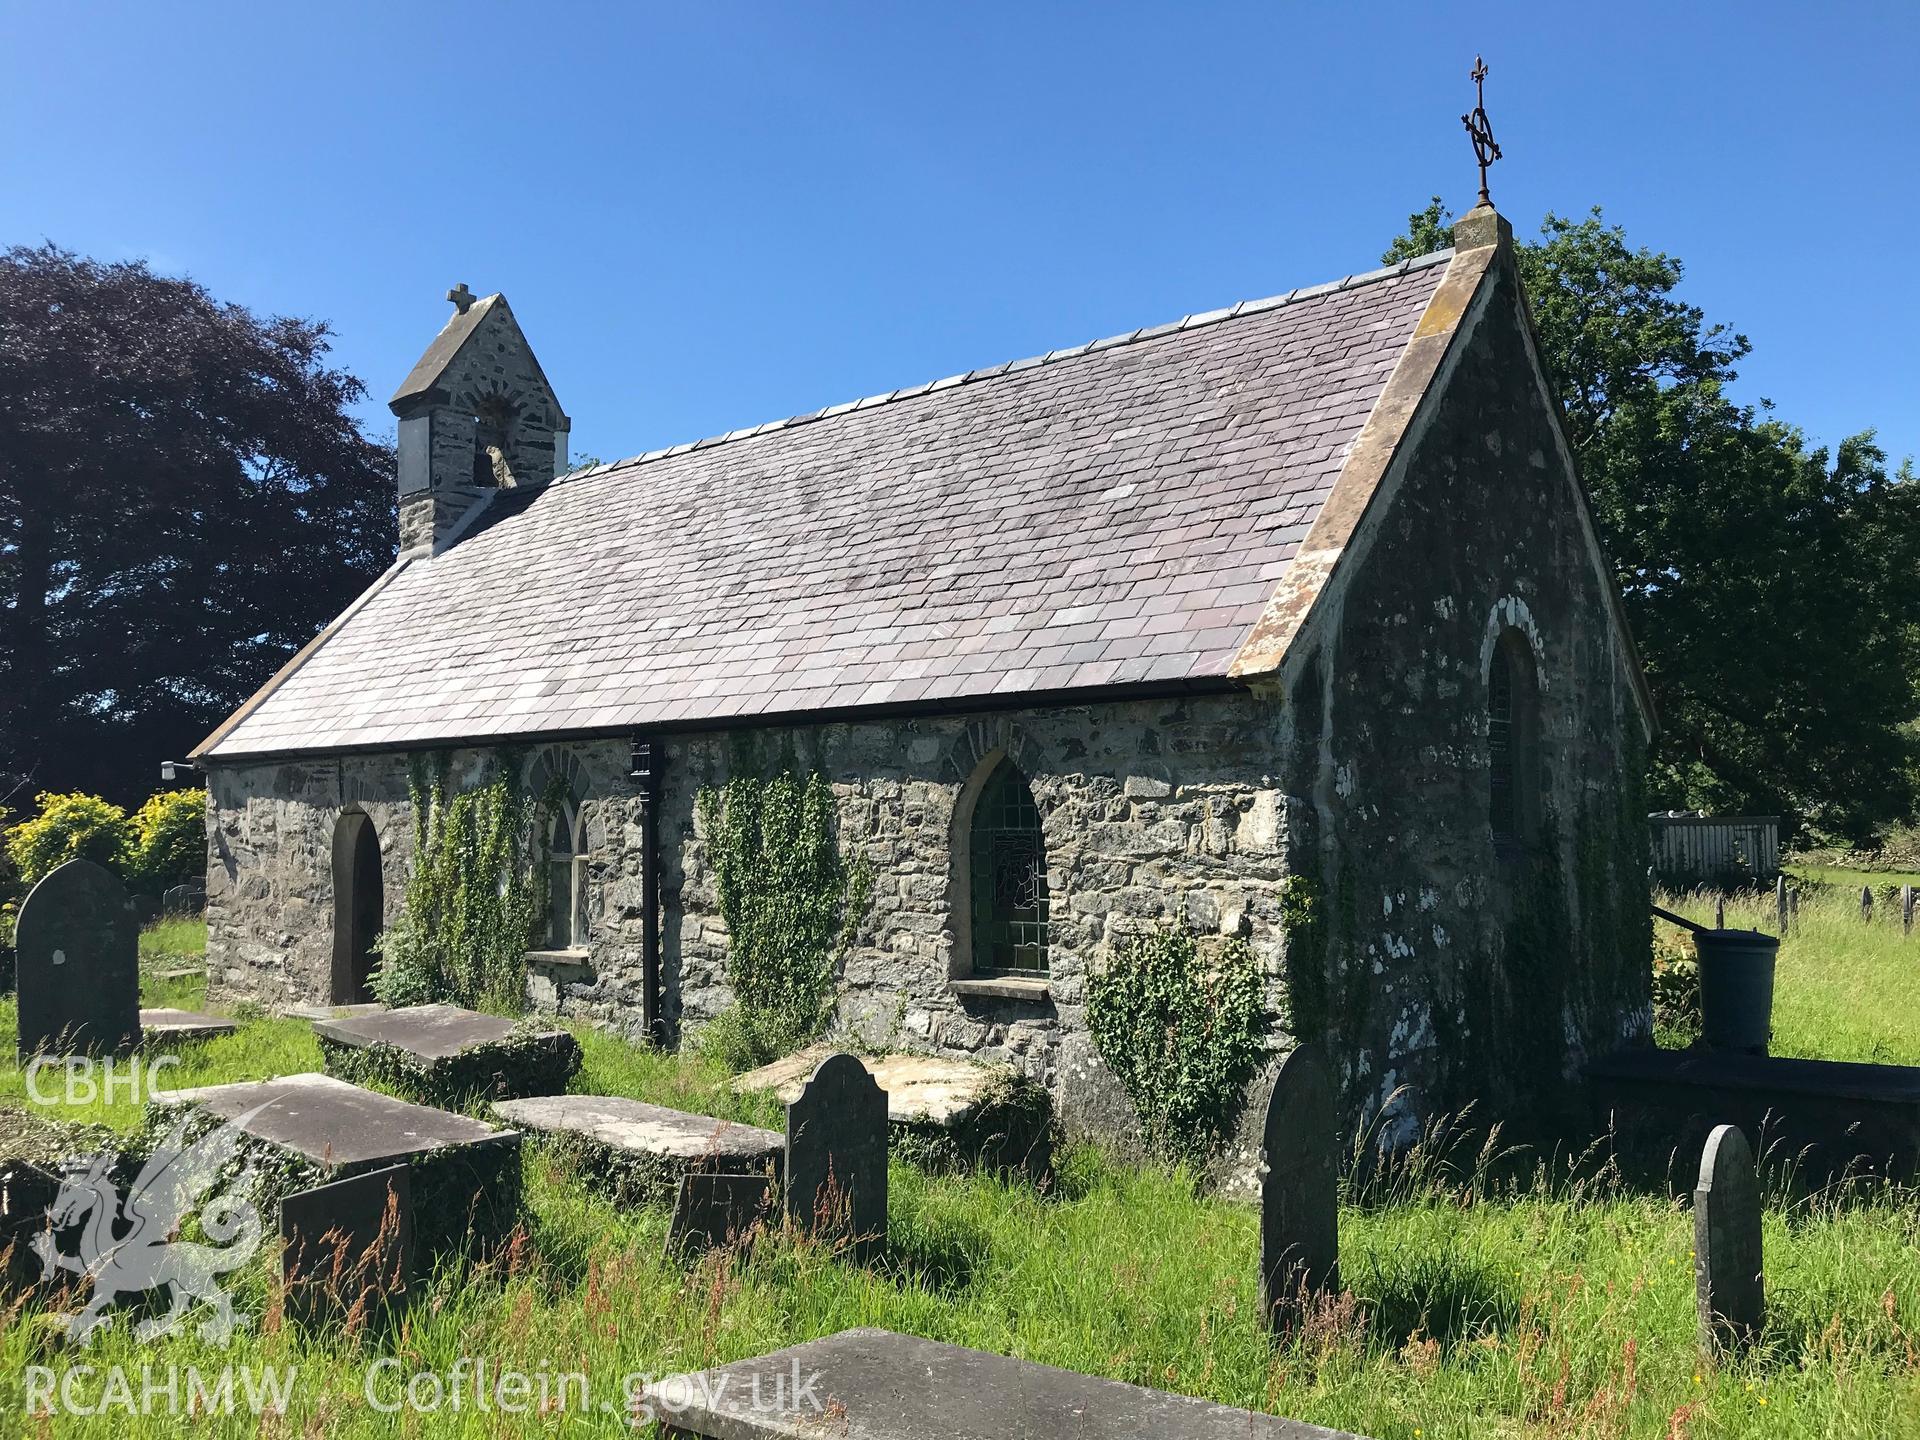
[[525, 948, 592, 968], [949, 977, 1052, 1003]]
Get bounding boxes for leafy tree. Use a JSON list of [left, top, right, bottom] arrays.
[[1386, 201, 1920, 839], [4, 791, 136, 887], [0, 245, 395, 806], [126, 788, 208, 894]]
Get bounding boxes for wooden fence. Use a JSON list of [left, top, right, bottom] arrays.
[[1650, 814, 1780, 887]]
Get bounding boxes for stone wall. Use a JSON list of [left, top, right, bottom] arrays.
[[1284, 254, 1653, 1144], [203, 693, 1301, 1165], [203, 258, 1652, 1157], [205, 754, 416, 1006]]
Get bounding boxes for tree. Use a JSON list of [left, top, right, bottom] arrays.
[[3, 791, 136, 887], [1386, 202, 1920, 840], [126, 788, 209, 894], [0, 245, 395, 805]]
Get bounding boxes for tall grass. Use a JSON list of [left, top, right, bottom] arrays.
[[1657, 877, 1920, 1066], [2, 897, 1919, 1434], [4, 1114, 1918, 1437]]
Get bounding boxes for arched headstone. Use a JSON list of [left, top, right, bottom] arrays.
[[784, 1052, 887, 1257], [1260, 1043, 1340, 1333], [14, 859, 141, 1058], [1694, 1123, 1764, 1353]]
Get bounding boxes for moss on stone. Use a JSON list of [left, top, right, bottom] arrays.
[[318, 1027, 582, 1112]]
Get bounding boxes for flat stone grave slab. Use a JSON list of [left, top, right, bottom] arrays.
[[155, 1072, 520, 1255], [314, 1002, 581, 1105], [284, 1002, 386, 1024], [493, 1095, 782, 1206], [140, 1008, 238, 1043], [643, 1328, 1369, 1439], [736, 1046, 990, 1126], [735, 1045, 1052, 1179]]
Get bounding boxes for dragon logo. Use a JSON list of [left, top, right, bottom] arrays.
[[30, 1102, 274, 1346]]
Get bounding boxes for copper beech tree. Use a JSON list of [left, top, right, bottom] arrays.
[[0, 244, 395, 806]]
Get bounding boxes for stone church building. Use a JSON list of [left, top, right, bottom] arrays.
[[193, 204, 1655, 1143]]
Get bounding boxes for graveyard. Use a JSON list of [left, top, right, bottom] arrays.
[[2, 871, 1919, 1437], [3, 13, 1917, 1436]]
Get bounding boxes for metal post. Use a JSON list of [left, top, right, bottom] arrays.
[[1775, 876, 1787, 936], [1788, 887, 1800, 933], [1715, 897, 1726, 930], [1904, 885, 1916, 938], [1862, 885, 1874, 924]]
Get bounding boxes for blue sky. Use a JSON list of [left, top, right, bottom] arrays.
[[5, 2, 1915, 469]]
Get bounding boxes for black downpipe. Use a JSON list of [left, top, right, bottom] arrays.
[[631, 735, 665, 1045]]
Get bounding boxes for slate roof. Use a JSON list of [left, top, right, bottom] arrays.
[[201, 250, 1452, 759]]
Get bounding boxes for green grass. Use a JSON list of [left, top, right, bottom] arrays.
[[1657, 877, 1920, 1065], [136, 916, 207, 964], [3, 915, 1920, 1434], [1789, 864, 1920, 891]]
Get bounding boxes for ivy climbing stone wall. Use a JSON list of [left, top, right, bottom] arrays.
[[203, 696, 1304, 1180], [203, 258, 1654, 1167]]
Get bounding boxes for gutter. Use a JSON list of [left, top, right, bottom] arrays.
[[193, 672, 1247, 768]]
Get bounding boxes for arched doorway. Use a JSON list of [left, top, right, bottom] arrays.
[[331, 811, 383, 1004]]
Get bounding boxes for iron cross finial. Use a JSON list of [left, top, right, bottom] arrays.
[[1461, 55, 1502, 207], [447, 283, 476, 315]]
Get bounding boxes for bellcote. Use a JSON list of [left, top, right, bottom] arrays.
[[388, 286, 570, 553]]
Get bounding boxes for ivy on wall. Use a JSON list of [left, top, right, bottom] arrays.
[[1086, 925, 1269, 1164], [1278, 874, 1327, 1041], [695, 769, 871, 1071], [374, 753, 558, 1012]]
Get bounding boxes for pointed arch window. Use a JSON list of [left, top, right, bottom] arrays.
[[967, 760, 1049, 976], [547, 802, 588, 949]]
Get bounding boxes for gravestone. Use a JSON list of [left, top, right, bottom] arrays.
[[279, 1164, 412, 1327], [156, 1072, 520, 1256], [668, 1171, 775, 1258], [0, 1160, 60, 1290], [1694, 1123, 1764, 1353], [643, 1328, 1368, 1440], [313, 1003, 581, 1105], [736, 1044, 1054, 1183], [139, 1008, 238, 1044], [1260, 1043, 1340, 1333], [492, 1095, 782, 1207], [784, 1052, 887, 1255], [14, 859, 141, 1059]]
